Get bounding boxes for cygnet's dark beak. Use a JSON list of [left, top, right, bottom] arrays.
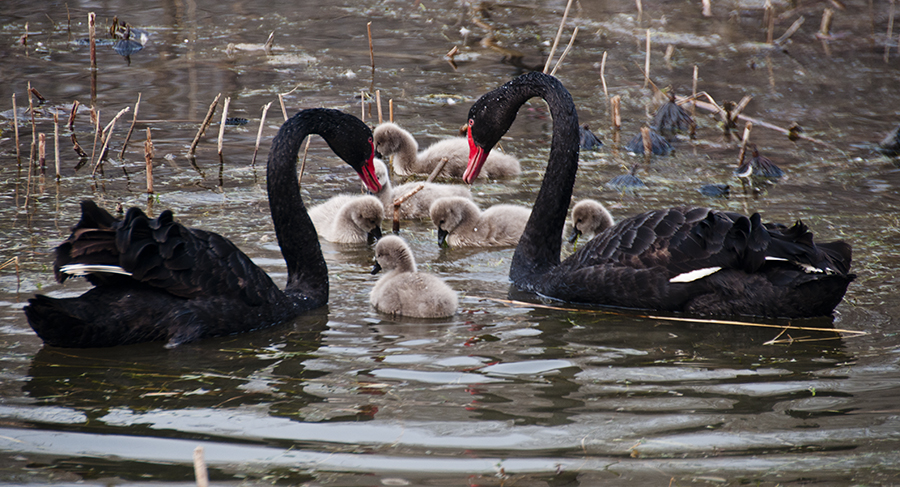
[[371, 260, 383, 275], [568, 228, 582, 244], [367, 226, 383, 245], [437, 228, 449, 248]]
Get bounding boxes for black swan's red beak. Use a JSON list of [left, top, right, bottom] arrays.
[[358, 143, 383, 192], [463, 125, 489, 185]]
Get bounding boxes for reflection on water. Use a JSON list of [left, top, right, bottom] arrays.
[[2, 0, 900, 485]]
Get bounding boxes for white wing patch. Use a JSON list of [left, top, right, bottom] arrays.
[[59, 264, 133, 277], [669, 266, 722, 283]]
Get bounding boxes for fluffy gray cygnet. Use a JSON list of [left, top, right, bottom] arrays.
[[308, 195, 383, 244], [371, 158, 472, 219], [373, 122, 520, 179], [568, 199, 615, 243], [370, 235, 458, 318], [429, 196, 531, 248]]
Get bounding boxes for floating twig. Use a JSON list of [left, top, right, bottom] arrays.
[[217, 96, 231, 156], [144, 127, 154, 194], [119, 93, 141, 159], [774, 16, 804, 46], [251, 101, 272, 167], [445, 45, 459, 70], [550, 27, 579, 76], [543, 0, 574, 73], [188, 93, 221, 157]]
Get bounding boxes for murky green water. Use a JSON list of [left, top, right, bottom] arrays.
[[2, 0, 900, 485]]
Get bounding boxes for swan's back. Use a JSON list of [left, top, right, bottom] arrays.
[[370, 236, 457, 318], [309, 195, 384, 244], [429, 197, 530, 248]]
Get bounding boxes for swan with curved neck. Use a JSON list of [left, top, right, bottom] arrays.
[[25, 108, 382, 347], [464, 73, 854, 318]]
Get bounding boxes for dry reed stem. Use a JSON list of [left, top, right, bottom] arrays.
[[278, 93, 288, 121], [217, 96, 231, 155], [550, 27, 579, 76], [38, 133, 46, 174], [263, 30, 275, 55], [764, 0, 774, 43], [53, 112, 60, 179], [67, 100, 79, 130], [367, 22, 375, 92], [120, 93, 141, 159], [298, 136, 312, 187], [27, 82, 36, 165], [376, 90, 383, 124], [636, 0, 643, 17], [88, 13, 96, 70], [392, 156, 449, 233], [819, 8, 834, 35], [12, 94, 20, 164], [600, 51, 609, 100], [543, 0, 574, 73], [251, 101, 272, 167], [775, 16, 804, 45], [643, 29, 651, 88], [0, 257, 20, 294], [702, 0, 712, 17], [92, 107, 130, 174], [145, 127, 154, 194], [476, 296, 866, 340], [360, 90, 366, 122], [640, 125, 651, 156], [389, 99, 394, 122], [188, 93, 221, 157], [691, 65, 699, 117], [193, 446, 208, 487], [610, 95, 621, 131], [737, 121, 753, 165], [89, 108, 101, 170]]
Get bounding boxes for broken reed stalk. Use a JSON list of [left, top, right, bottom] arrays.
[[702, 0, 712, 17], [886, 0, 896, 62], [251, 102, 273, 167], [737, 122, 753, 165], [550, 27, 579, 76], [145, 127, 154, 194], [640, 125, 652, 160], [188, 93, 222, 157], [360, 90, 366, 122], [92, 107, 131, 174], [392, 156, 449, 233], [643, 29, 651, 88], [610, 95, 621, 133], [119, 93, 141, 159], [88, 13, 96, 71], [298, 136, 312, 187], [53, 112, 60, 179], [376, 90, 383, 124], [543, 0, 575, 73], [12, 94, 20, 164], [27, 82, 36, 166], [774, 16, 804, 46], [38, 133, 46, 174], [691, 65, 699, 117], [389, 99, 394, 122], [217, 96, 231, 156], [67, 100, 79, 130], [263, 30, 275, 55], [367, 22, 375, 92], [819, 8, 834, 35], [193, 446, 209, 487], [636, 0, 643, 18], [764, 0, 774, 43], [278, 93, 288, 121], [599, 51, 609, 100]]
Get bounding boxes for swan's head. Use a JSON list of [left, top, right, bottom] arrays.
[[569, 200, 614, 244], [348, 196, 385, 243], [372, 122, 414, 158], [372, 235, 416, 274], [463, 81, 522, 184], [307, 108, 383, 193], [429, 197, 477, 248]]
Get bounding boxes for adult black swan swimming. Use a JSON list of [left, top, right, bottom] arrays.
[[25, 108, 383, 347], [463, 73, 854, 318]]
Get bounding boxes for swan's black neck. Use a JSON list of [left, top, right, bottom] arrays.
[[266, 109, 334, 306], [504, 74, 580, 286]]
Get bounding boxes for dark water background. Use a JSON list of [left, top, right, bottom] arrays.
[[1, 0, 900, 485]]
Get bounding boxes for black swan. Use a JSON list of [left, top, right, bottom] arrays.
[[462, 72, 854, 318], [370, 235, 458, 318], [24, 108, 383, 347]]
